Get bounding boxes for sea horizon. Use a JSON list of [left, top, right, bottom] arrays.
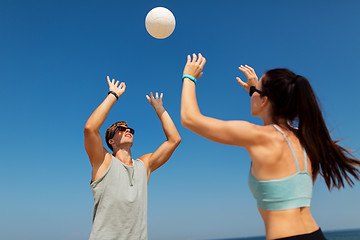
[[208, 228, 360, 240]]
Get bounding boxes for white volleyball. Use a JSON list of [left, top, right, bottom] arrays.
[[145, 7, 176, 39]]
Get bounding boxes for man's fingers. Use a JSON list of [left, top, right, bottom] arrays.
[[155, 92, 159, 99], [115, 81, 120, 87], [160, 93, 163, 99], [146, 95, 151, 102]]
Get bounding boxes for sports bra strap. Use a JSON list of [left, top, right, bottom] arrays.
[[304, 148, 307, 172], [272, 125, 300, 172]]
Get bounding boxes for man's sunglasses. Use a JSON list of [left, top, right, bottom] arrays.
[[109, 126, 135, 139], [249, 86, 266, 97]]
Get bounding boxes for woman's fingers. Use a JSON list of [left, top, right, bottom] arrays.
[[146, 95, 151, 102], [245, 65, 255, 73], [199, 56, 206, 68], [243, 65, 257, 78], [160, 93, 163, 99], [155, 92, 159, 99], [239, 65, 251, 76], [239, 66, 250, 78], [239, 65, 256, 80], [236, 77, 245, 86], [236, 77, 249, 90], [188, 53, 205, 65], [197, 53, 202, 64], [192, 53, 197, 63], [238, 65, 247, 73], [183, 53, 206, 80], [198, 53, 206, 67], [238, 65, 258, 90]]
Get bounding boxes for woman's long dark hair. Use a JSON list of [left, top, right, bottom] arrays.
[[261, 69, 360, 189]]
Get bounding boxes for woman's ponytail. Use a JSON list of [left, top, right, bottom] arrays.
[[262, 69, 360, 189]]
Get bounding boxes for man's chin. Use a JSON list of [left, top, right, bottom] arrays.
[[122, 141, 133, 147]]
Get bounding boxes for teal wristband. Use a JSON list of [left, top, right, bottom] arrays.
[[182, 75, 197, 84]]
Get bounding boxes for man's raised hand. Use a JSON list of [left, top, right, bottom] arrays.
[[107, 76, 126, 97], [146, 92, 164, 112]]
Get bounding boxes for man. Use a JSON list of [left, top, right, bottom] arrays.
[[84, 76, 181, 240]]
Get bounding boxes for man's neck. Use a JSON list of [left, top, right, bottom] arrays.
[[113, 148, 133, 166]]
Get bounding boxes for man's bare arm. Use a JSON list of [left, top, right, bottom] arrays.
[[140, 92, 181, 177], [84, 77, 126, 168]]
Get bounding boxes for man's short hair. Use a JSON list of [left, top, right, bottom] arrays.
[[105, 121, 128, 151]]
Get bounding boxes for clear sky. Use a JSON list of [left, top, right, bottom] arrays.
[[1, 0, 360, 240]]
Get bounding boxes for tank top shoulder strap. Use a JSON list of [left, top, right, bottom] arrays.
[[271, 124, 300, 172]]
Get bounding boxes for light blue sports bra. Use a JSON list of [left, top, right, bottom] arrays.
[[248, 125, 313, 211]]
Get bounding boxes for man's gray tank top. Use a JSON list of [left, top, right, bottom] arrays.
[[90, 156, 148, 240]]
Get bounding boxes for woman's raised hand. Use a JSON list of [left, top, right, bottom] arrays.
[[107, 76, 126, 97], [183, 53, 206, 80], [236, 65, 258, 92]]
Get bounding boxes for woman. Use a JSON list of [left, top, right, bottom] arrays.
[[180, 53, 360, 240]]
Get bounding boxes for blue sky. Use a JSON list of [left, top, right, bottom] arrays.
[[1, 0, 360, 239]]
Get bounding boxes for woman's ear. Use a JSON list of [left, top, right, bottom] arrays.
[[260, 96, 271, 112], [261, 96, 269, 106]]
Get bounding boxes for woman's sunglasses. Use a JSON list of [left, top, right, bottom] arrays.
[[109, 126, 135, 139], [249, 86, 266, 97]]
